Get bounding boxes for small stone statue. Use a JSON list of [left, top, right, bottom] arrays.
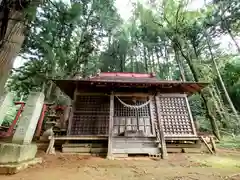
[[194, 121, 200, 132], [96, 69, 101, 76], [41, 126, 54, 140], [73, 73, 82, 80]]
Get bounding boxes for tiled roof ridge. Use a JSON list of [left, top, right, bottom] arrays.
[[72, 71, 157, 80], [97, 72, 156, 78]]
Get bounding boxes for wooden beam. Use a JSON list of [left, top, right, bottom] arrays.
[[155, 94, 168, 159], [48, 136, 108, 140], [200, 136, 214, 154], [62, 147, 107, 153], [46, 136, 55, 154], [112, 148, 160, 154], [210, 136, 217, 153], [149, 95, 156, 136], [67, 88, 77, 135], [114, 92, 150, 97], [165, 137, 199, 141], [75, 92, 108, 96], [107, 92, 114, 159], [166, 143, 201, 148], [185, 95, 197, 136], [158, 93, 186, 97]]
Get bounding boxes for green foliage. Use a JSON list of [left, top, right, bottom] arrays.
[[9, 0, 122, 99], [189, 94, 205, 117], [221, 57, 240, 111], [218, 136, 240, 149], [2, 104, 18, 127]]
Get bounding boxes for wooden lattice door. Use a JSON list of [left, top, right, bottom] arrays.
[[70, 95, 110, 135], [113, 96, 154, 136], [156, 94, 196, 137]]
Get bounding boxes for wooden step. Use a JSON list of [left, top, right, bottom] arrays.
[[62, 147, 107, 153], [62, 143, 105, 148], [61, 152, 106, 156], [167, 147, 202, 153], [166, 143, 201, 148]]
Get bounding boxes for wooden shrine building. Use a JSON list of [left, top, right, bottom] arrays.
[[53, 72, 208, 158]]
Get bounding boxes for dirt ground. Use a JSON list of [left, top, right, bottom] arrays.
[[1, 150, 240, 180]]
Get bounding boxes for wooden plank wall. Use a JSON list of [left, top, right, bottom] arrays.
[[112, 137, 160, 154], [69, 93, 196, 138], [68, 92, 197, 157]]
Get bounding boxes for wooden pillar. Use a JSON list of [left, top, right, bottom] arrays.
[[184, 95, 197, 136], [210, 136, 217, 153], [107, 92, 114, 159], [67, 87, 77, 135], [155, 94, 168, 159], [149, 95, 156, 136]]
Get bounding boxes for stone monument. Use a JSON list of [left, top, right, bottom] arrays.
[[0, 92, 44, 174]]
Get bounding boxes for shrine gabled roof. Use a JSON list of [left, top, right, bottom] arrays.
[[52, 72, 209, 99]]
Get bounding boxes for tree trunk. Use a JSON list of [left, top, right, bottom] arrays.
[[226, 28, 240, 53], [213, 83, 233, 125], [0, 65, 9, 97], [143, 45, 148, 73], [46, 81, 53, 101], [151, 49, 156, 73], [208, 87, 225, 123], [155, 47, 162, 78], [131, 45, 134, 72], [147, 47, 152, 72], [74, 9, 94, 73], [173, 44, 186, 81], [0, 4, 39, 97], [218, 3, 240, 53], [213, 83, 228, 115], [209, 85, 229, 129], [205, 33, 240, 123], [164, 41, 170, 80], [175, 41, 221, 140]]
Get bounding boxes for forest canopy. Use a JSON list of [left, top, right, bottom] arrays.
[[6, 0, 240, 137]]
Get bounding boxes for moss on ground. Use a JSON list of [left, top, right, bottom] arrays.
[[217, 136, 240, 149], [192, 154, 240, 169]]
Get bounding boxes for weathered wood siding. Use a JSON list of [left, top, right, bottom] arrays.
[[112, 137, 160, 154], [70, 93, 196, 138]]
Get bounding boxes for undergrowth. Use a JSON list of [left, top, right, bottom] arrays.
[[217, 136, 240, 149]]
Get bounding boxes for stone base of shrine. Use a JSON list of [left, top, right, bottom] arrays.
[[0, 143, 38, 164], [0, 158, 42, 174], [0, 143, 41, 174]]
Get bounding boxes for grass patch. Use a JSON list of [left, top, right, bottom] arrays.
[[192, 155, 240, 169], [217, 136, 240, 149]]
